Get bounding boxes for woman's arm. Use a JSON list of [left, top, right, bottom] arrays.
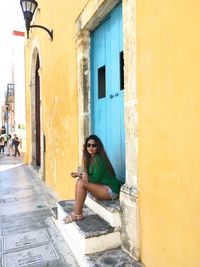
[[82, 171, 89, 184]]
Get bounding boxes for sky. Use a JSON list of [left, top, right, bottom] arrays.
[[0, 0, 24, 105]]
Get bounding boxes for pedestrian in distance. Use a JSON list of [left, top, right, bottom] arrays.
[[12, 134, 20, 157], [6, 134, 13, 156], [63, 134, 121, 224], [4, 134, 7, 146], [0, 135, 5, 154]]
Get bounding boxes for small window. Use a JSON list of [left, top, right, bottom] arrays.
[[120, 51, 124, 90], [98, 66, 106, 99]]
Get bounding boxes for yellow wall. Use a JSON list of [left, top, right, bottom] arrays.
[[24, 0, 87, 199], [138, 1, 200, 266]]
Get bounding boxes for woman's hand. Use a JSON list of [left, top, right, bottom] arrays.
[[71, 172, 79, 178], [82, 171, 89, 185]]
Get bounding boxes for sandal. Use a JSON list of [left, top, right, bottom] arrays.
[[63, 212, 83, 224]]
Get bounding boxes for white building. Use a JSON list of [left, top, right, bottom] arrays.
[[12, 29, 26, 151]]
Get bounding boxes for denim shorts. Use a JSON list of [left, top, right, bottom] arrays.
[[104, 186, 119, 200]]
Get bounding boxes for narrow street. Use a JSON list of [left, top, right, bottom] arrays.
[[0, 154, 79, 267]]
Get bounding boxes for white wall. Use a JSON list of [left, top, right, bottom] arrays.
[[12, 30, 26, 150]]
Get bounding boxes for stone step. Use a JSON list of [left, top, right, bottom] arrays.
[[51, 206, 58, 220], [85, 195, 121, 227], [55, 200, 121, 263], [86, 247, 142, 267]]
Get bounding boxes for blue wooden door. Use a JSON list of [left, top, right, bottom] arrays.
[[91, 3, 125, 183]]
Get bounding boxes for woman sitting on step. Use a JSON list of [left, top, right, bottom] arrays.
[[63, 134, 121, 224]]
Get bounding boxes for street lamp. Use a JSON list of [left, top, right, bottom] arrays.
[[20, 0, 53, 41]]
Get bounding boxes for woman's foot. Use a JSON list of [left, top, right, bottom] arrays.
[[63, 212, 83, 224]]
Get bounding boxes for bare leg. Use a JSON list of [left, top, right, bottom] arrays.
[[73, 179, 88, 214], [63, 180, 111, 224], [63, 179, 87, 223]]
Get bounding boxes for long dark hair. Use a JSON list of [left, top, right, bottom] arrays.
[[82, 134, 116, 176]]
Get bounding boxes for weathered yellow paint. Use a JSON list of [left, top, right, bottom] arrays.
[[138, 1, 200, 266], [24, 0, 87, 199]]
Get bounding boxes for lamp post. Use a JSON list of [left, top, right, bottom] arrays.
[[20, 0, 53, 41]]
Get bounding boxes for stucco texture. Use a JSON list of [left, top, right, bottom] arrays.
[[138, 1, 200, 266]]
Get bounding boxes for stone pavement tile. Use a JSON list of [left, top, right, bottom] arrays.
[[1, 209, 51, 235], [2, 243, 59, 265], [2, 229, 49, 251], [1, 200, 49, 216], [24, 167, 59, 207]]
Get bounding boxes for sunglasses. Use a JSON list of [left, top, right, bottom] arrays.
[[87, 143, 97, 148]]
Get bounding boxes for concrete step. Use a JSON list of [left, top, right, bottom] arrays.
[[51, 206, 58, 220], [55, 200, 120, 265], [85, 195, 121, 227], [86, 247, 142, 267]]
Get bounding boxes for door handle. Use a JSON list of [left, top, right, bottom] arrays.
[[110, 93, 119, 99]]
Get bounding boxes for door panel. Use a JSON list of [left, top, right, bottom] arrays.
[[35, 55, 41, 166], [91, 3, 125, 182]]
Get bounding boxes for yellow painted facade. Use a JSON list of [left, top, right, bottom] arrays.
[[23, 0, 200, 266], [24, 0, 86, 199], [138, 1, 200, 266]]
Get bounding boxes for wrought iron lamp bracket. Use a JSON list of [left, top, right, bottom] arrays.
[[29, 25, 53, 41]]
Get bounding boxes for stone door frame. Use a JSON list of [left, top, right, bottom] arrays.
[[76, 0, 139, 260]]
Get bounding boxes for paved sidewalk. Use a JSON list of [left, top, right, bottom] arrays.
[[0, 154, 79, 267]]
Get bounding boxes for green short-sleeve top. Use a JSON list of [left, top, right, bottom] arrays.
[[88, 154, 121, 194]]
